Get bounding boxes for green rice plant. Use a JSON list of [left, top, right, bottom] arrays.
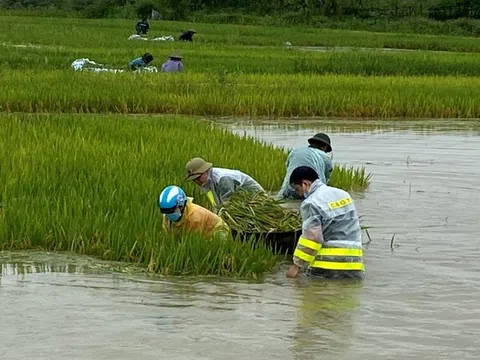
[[0, 113, 366, 277], [1, 70, 479, 118], [6, 41, 480, 77], [330, 164, 372, 193], [4, 14, 480, 78], [2, 15, 480, 52]]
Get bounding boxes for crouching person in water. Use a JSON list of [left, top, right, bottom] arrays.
[[129, 53, 154, 71], [158, 185, 230, 240], [161, 54, 183, 73], [286, 166, 365, 280]]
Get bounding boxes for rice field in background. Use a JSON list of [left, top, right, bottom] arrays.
[[1, 15, 479, 119], [2, 15, 480, 52], [1, 71, 478, 118]]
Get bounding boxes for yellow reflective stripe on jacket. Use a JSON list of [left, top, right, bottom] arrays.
[[293, 248, 315, 263], [319, 248, 363, 257], [328, 197, 353, 210], [311, 261, 364, 271], [206, 191, 216, 206], [298, 237, 321, 251]]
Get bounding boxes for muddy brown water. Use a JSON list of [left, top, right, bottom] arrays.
[[1, 120, 480, 359]]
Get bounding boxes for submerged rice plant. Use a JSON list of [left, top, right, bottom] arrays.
[[330, 164, 372, 192]]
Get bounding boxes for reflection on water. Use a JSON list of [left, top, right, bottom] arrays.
[[0, 253, 365, 360], [290, 281, 363, 360], [2, 120, 480, 359]]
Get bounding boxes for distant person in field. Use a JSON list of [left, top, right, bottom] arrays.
[[179, 29, 196, 42], [135, 18, 150, 35], [129, 53, 154, 71], [161, 53, 184, 73]]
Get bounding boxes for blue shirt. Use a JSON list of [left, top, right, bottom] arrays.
[[129, 57, 147, 69], [277, 147, 331, 199]]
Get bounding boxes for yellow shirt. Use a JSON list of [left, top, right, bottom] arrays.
[[162, 198, 229, 239]]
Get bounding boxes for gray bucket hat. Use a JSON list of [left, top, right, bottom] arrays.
[[185, 157, 213, 181], [308, 133, 332, 152]]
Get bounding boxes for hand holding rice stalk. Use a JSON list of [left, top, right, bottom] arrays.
[[218, 190, 302, 233]]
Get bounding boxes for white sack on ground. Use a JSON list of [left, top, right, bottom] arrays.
[[71, 58, 158, 73]]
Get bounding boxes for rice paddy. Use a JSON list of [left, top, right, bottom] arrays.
[[1, 71, 478, 118], [0, 113, 369, 277], [4, 12, 473, 277]]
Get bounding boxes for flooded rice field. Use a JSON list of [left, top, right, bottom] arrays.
[[2, 120, 480, 359]]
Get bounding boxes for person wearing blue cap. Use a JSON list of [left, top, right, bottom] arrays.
[[158, 185, 230, 239]]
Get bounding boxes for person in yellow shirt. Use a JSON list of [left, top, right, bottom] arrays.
[[158, 185, 230, 239]]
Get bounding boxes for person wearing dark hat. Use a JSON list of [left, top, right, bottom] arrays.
[[129, 53, 154, 71], [277, 133, 334, 200], [179, 29, 197, 42], [185, 157, 264, 213], [161, 53, 184, 73], [135, 18, 150, 35], [308, 132, 334, 181]]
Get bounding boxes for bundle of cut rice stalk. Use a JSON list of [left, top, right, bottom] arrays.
[[218, 190, 302, 233]]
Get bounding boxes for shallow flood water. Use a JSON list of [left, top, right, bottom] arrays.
[[2, 120, 480, 359]]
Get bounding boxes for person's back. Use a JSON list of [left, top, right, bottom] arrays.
[[207, 167, 264, 206], [163, 198, 229, 239], [135, 19, 149, 35], [301, 181, 363, 278], [161, 59, 183, 73], [278, 147, 326, 199], [129, 57, 146, 70], [179, 29, 196, 42], [129, 53, 153, 71], [318, 151, 333, 183]]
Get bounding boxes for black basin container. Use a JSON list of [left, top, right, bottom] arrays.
[[231, 229, 302, 255]]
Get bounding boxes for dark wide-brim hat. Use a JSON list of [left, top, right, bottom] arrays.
[[308, 133, 332, 152]]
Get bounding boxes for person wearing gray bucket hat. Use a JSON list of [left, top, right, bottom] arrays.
[[185, 157, 264, 213], [161, 53, 184, 73], [277, 133, 334, 200]]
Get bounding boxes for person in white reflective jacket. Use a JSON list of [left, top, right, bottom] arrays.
[[277, 133, 334, 200], [286, 166, 364, 280], [185, 157, 264, 213]]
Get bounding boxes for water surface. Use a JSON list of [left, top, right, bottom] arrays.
[[2, 120, 480, 359]]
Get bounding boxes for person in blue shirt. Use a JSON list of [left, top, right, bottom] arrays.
[[308, 133, 333, 180], [277, 133, 334, 200], [179, 29, 196, 42], [129, 53, 154, 71]]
